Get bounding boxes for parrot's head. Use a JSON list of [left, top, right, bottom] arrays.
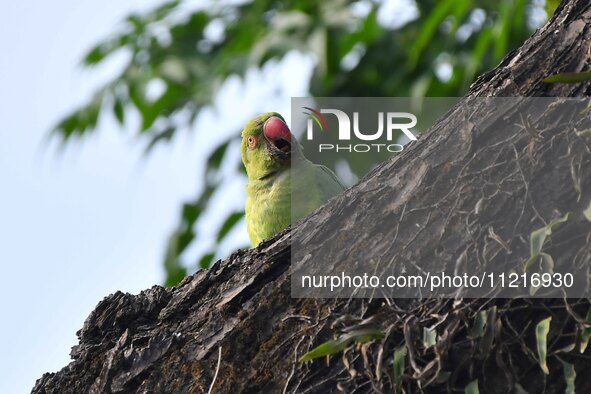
[[241, 112, 297, 180]]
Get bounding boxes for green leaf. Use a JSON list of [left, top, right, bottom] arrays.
[[113, 98, 125, 125], [470, 310, 487, 339], [544, 72, 591, 83], [409, 0, 454, 69], [536, 316, 552, 374], [181, 202, 203, 227], [539, 253, 555, 272], [580, 307, 591, 353], [493, 2, 512, 62], [464, 22, 493, 87], [151, 0, 181, 20], [422, 326, 437, 348], [530, 253, 554, 296], [559, 359, 576, 394], [584, 200, 591, 222], [54, 113, 82, 139], [84, 44, 109, 65], [478, 306, 497, 358], [529, 229, 547, 259], [163, 232, 188, 286], [449, 0, 472, 32], [298, 339, 351, 362], [145, 127, 175, 153], [140, 83, 184, 131], [525, 213, 571, 271], [465, 380, 479, 394], [126, 14, 146, 33], [393, 345, 407, 392], [299, 329, 384, 362], [207, 140, 231, 170], [216, 212, 245, 242], [198, 252, 216, 269], [176, 228, 195, 255], [163, 264, 186, 287]]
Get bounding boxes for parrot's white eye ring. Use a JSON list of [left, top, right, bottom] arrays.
[[248, 136, 257, 149]]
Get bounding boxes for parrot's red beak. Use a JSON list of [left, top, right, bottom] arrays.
[[263, 116, 291, 154]]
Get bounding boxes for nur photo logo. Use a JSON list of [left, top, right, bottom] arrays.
[[302, 107, 418, 153]]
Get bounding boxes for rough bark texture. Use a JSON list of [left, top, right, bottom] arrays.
[[34, 1, 591, 393]]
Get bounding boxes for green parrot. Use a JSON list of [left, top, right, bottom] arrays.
[[241, 112, 346, 246]]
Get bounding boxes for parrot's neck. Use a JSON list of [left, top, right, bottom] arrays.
[[256, 168, 282, 181], [249, 168, 289, 191]]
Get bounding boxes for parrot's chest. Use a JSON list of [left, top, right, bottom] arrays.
[[246, 173, 292, 246]]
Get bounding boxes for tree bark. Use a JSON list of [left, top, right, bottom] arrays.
[[33, 1, 591, 393]]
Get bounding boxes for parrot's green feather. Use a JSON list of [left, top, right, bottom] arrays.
[[241, 112, 345, 246]]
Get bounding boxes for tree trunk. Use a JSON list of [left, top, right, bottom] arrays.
[[33, 1, 591, 393]]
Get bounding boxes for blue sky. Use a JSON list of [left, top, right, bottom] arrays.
[[0, 1, 313, 392], [0, 1, 177, 392]]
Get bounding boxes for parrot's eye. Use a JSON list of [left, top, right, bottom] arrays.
[[247, 136, 257, 149]]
